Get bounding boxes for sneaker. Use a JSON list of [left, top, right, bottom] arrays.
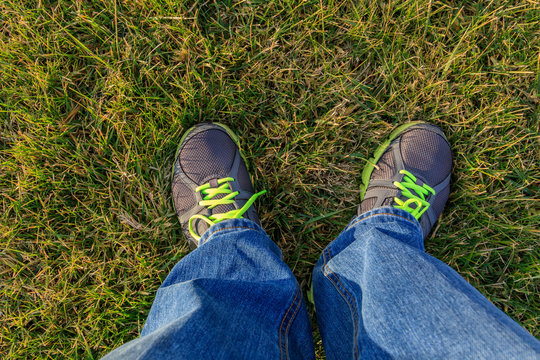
[[171, 123, 266, 248], [358, 121, 452, 239]]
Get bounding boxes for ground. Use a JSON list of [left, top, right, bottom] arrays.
[[1, 0, 539, 358]]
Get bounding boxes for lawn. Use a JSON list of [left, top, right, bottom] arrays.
[[1, 0, 539, 358]]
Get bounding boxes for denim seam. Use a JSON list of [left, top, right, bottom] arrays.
[[284, 290, 303, 360], [202, 225, 264, 244], [322, 248, 360, 360], [279, 286, 301, 360], [347, 212, 417, 231]]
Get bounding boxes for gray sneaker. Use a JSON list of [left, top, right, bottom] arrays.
[[171, 123, 265, 248], [359, 121, 452, 239]]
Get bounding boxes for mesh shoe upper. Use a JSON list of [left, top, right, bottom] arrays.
[[359, 123, 452, 239], [172, 123, 261, 248]]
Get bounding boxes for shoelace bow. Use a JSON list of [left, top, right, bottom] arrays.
[[188, 177, 266, 240], [393, 170, 436, 220]]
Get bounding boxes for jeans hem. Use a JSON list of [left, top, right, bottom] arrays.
[[199, 218, 266, 246], [347, 206, 420, 231]]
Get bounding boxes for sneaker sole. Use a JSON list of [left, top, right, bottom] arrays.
[[359, 120, 426, 200]]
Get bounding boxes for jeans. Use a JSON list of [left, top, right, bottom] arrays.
[[104, 207, 540, 359]]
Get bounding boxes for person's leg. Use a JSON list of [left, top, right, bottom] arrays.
[[313, 122, 540, 360], [314, 207, 540, 360], [104, 123, 314, 359], [105, 218, 314, 360]]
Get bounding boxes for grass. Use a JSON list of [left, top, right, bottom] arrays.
[[1, 0, 539, 358]]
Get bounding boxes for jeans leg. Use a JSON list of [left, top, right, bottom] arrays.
[[103, 218, 315, 360], [313, 207, 540, 360]]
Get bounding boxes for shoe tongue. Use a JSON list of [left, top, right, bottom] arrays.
[[358, 186, 399, 215], [382, 197, 395, 207], [209, 182, 237, 217], [194, 182, 238, 238]]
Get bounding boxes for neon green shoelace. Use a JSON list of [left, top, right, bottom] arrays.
[[188, 177, 266, 241], [393, 170, 436, 220]]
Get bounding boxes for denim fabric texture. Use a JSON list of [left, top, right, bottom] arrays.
[[313, 207, 540, 360], [103, 218, 314, 360], [104, 208, 540, 360]]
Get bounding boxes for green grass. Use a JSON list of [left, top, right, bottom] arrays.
[[1, 0, 539, 358]]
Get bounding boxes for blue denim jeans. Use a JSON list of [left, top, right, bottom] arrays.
[[104, 207, 540, 359]]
